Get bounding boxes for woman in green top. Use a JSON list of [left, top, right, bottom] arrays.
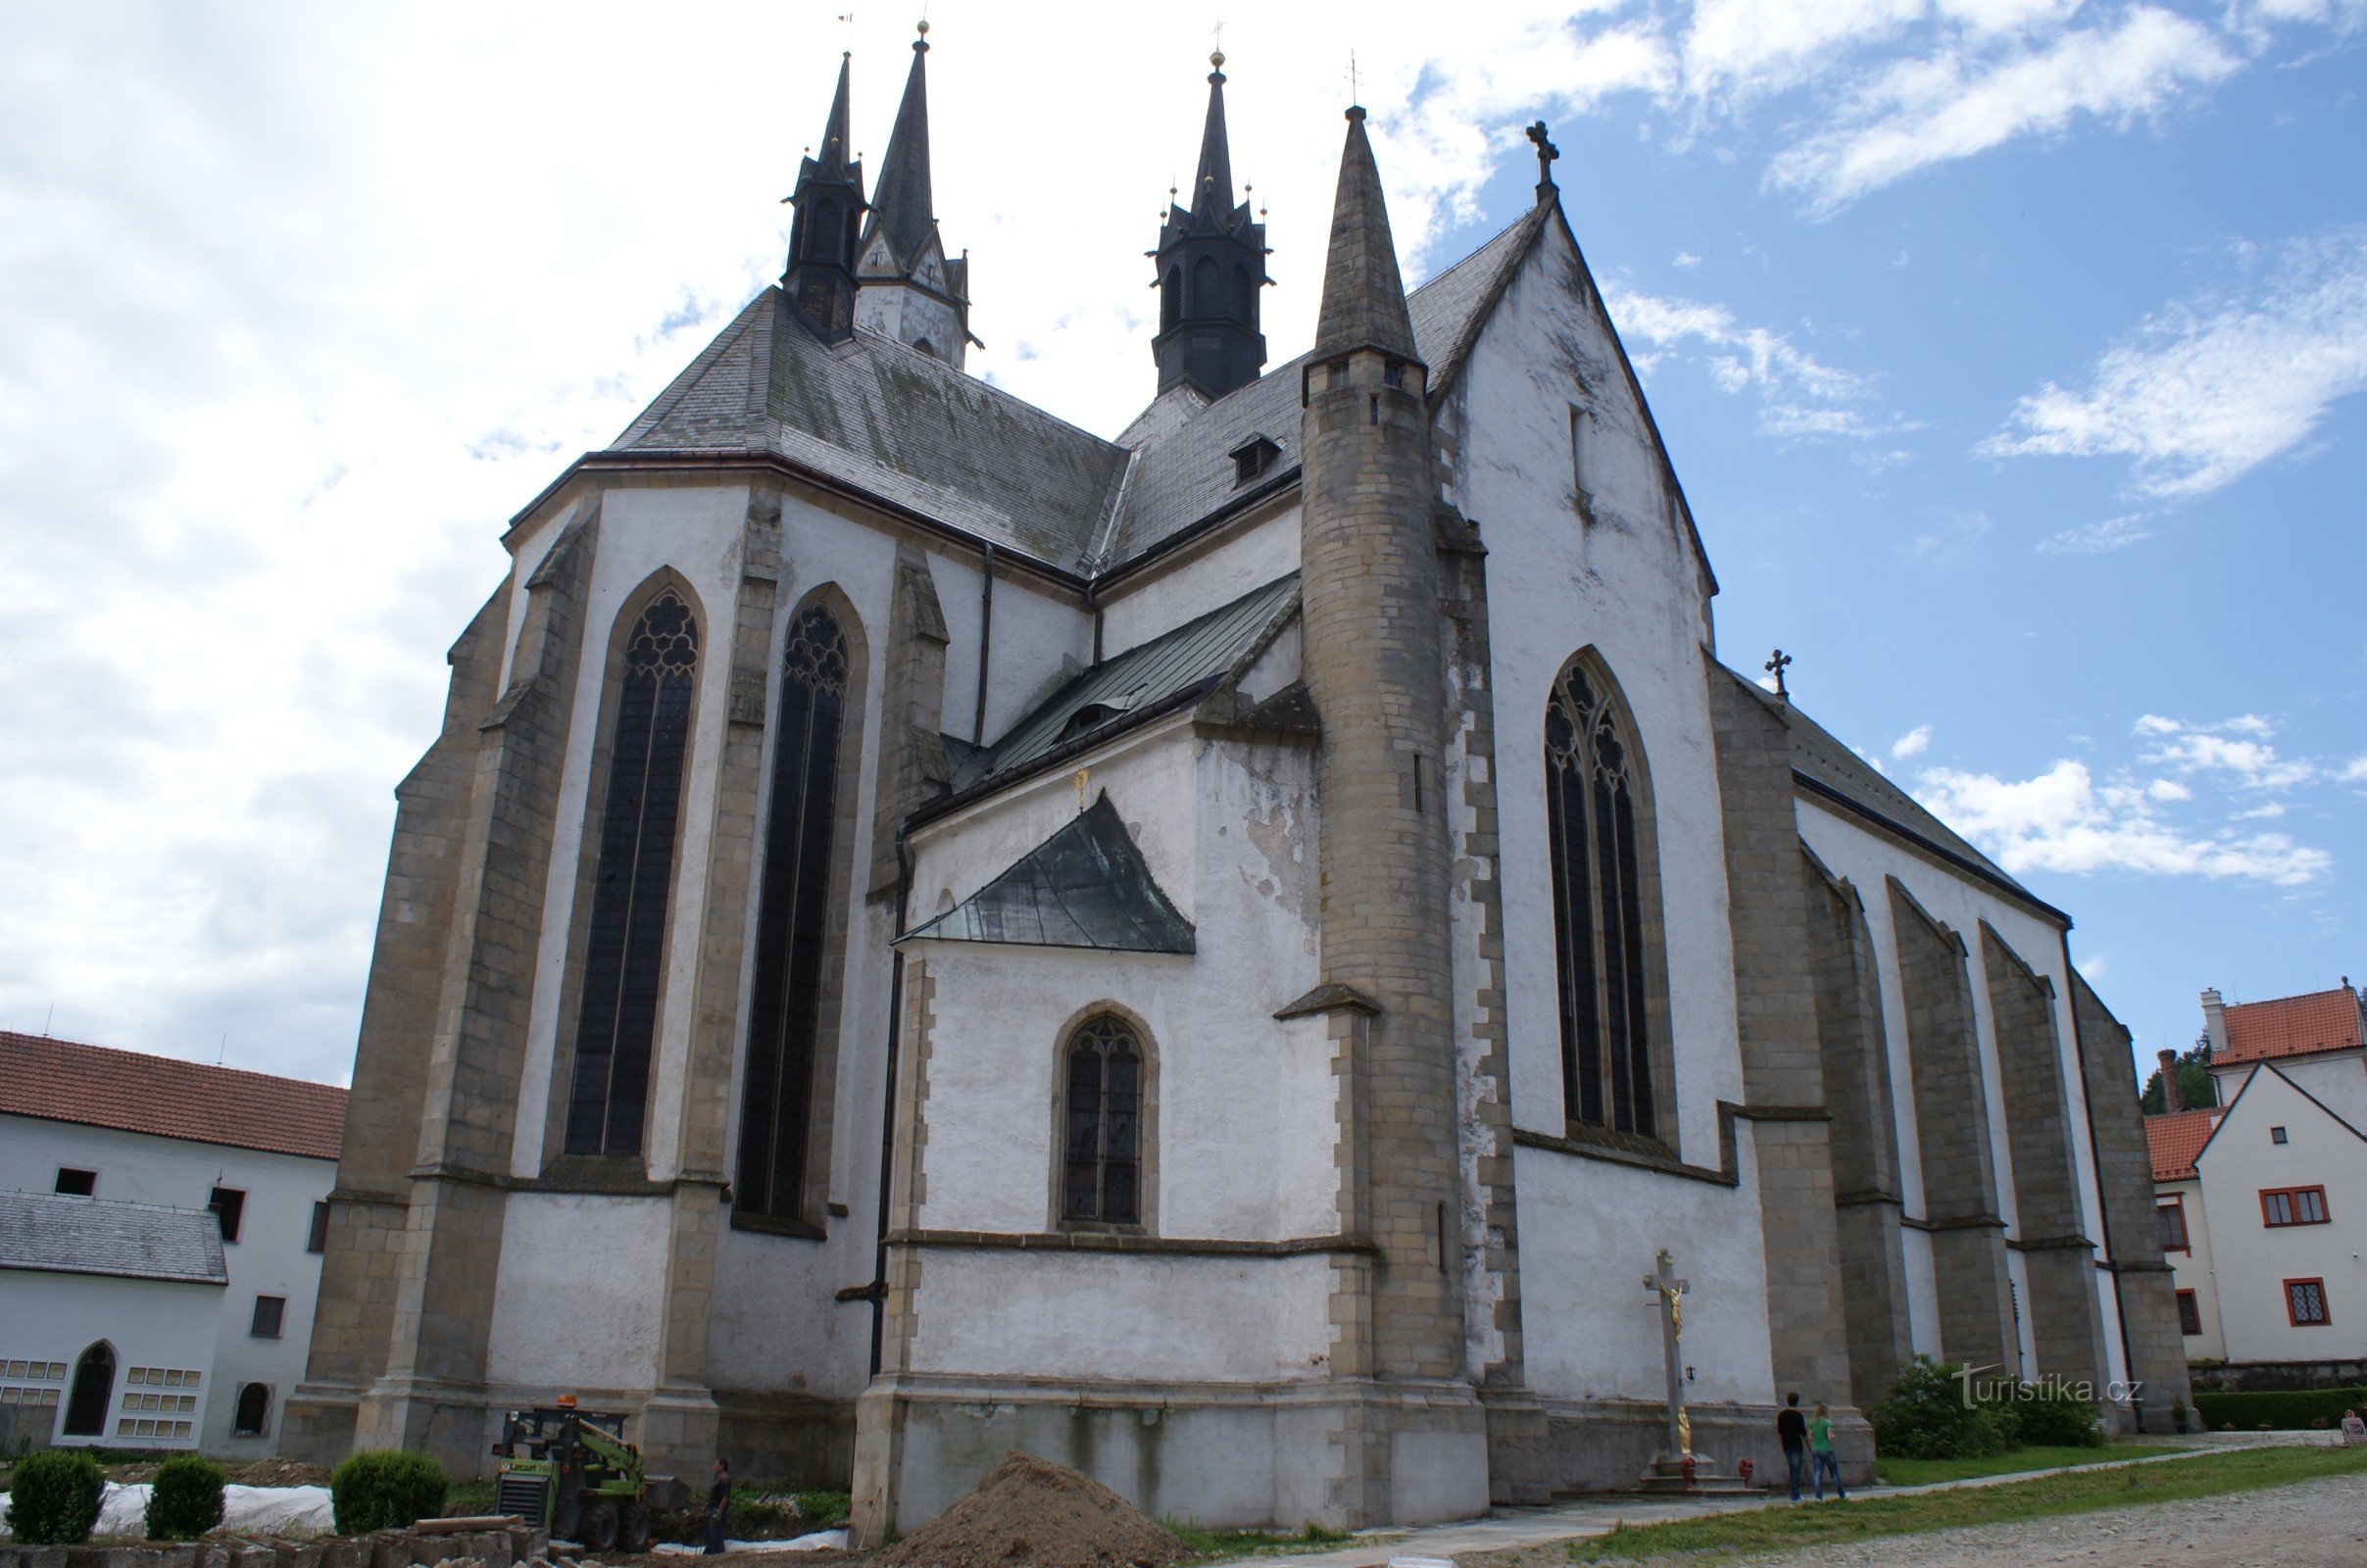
[[1808, 1400, 1847, 1500]]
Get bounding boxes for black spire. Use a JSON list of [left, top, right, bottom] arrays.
[[1152, 52, 1268, 401], [1311, 106, 1417, 366], [862, 25, 936, 270], [783, 53, 866, 342]]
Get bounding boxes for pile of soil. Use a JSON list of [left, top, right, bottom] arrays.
[[874, 1452, 1190, 1568], [227, 1459, 334, 1487]]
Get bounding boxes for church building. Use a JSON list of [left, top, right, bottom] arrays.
[[287, 31, 2191, 1534]]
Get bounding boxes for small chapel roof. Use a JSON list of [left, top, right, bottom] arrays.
[[903, 794, 1195, 955], [0, 1191, 228, 1287]]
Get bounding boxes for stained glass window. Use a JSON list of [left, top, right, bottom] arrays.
[[1545, 662, 1656, 1139], [1062, 1016, 1142, 1225], [566, 590, 699, 1158], [736, 604, 851, 1222]]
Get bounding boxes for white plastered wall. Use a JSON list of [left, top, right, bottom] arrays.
[[1436, 218, 1769, 1405], [0, 1268, 223, 1448], [1095, 508, 1302, 656], [894, 710, 1337, 1386], [2158, 1175, 2224, 1360]]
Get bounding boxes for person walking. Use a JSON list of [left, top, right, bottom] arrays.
[[703, 1457, 731, 1554], [1809, 1400, 1847, 1500], [1776, 1392, 1808, 1501]]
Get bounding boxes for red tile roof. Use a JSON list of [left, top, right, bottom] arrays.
[[2221, 987, 2367, 1064], [0, 1031, 346, 1162], [2146, 1108, 2222, 1182]]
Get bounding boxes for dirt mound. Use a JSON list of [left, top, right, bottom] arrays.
[[229, 1458, 334, 1487], [873, 1451, 1191, 1568]]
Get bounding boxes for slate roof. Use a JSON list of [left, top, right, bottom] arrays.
[[968, 572, 1299, 790], [2220, 986, 2367, 1064], [605, 205, 1554, 576], [0, 1031, 348, 1161], [1719, 667, 2046, 914], [2146, 1107, 2223, 1182], [0, 1191, 227, 1286], [904, 794, 1195, 954]]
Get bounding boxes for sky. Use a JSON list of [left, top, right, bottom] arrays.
[[0, 0, 2360, 1089]]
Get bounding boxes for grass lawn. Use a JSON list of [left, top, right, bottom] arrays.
[[1563, 1443, 2367, 1564], [1165, 1521, 1362, 1562], [1874, 1442, 2180, 1487]]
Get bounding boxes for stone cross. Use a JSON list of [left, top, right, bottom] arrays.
[[1764, 648, 1793, 701], [1526, 121, 1559, 201], [1644, 1248, 1691, 1457]]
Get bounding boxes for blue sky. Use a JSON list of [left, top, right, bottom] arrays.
[[0, 1, 2359, 1084]]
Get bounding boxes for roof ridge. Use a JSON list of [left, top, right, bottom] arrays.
[[0, 1030, 347, 1097]]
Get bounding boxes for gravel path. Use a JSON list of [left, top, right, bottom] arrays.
[[1712, 1472, 2367, 1567]]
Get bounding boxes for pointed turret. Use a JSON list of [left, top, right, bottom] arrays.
[[855, 22, 973, 367], [1151, 53, 1268, 401], [1310, 106, 1418, 366], [782, 53, 867, 342], [1291, 99, 1472, 1498]]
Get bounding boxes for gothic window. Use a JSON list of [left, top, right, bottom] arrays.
[[566, 590, 700, 1158], [1545, 661, 1658, 1139], [1233, 263, 1254, 320], [232, 1382, 271, 1437], [64, 1342, 114, 1437], [1162, 268, 1181, 331], [1193, 256, 1221, 318], [1061, 1015, 1142, 1226], [736, 603, 851, 1222]]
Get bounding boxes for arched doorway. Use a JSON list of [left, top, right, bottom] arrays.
[[63, 1342, 115, 1437], [233, 1382, 271, 1437]]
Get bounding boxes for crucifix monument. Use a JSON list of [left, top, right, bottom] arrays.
[[1645, 1248, 1690, 1459]]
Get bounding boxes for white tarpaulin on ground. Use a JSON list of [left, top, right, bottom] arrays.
[[0, 1483, 335, 1539], [652, 1529, 848, 1553]]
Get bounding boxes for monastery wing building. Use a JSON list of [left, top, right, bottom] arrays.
[[288, 35, 2190, 1532]]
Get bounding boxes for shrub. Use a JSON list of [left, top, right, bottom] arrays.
[[1997, 1382, 2104, 1447], [329, 1450, 448, 1535], [146, 1455, 227, 1540], [790, 1491, 851, 1531], [2194, 1386, 2367, 1433], [7, 1448, 107, 1544], [1868, 1356, 2007, 1459]]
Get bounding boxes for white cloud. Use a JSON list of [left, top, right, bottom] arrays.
[[2134, 713, 2186, 736], [1893, 724, 1934, 759], [2342, 756, 2367, 785], [1766, 8, 2238, 214], [1986, 228, 2367, 496], [2147, 779, 2192, 801], [1914, 760, 2332, 884], [1602, 284, 1906, 441], [2141, 728, 2318, 790], [2038, 514, 2154, 554]]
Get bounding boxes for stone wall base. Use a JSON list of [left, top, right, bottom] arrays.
[[2190, 1359, 2367, 1394], [849, 1374, 1492, 1545], [1536, 1398, 1875, 1492], [714, 1390, 856, 1490], [280, 1384, 362, 1468], [0, 1525, 548, 1568]]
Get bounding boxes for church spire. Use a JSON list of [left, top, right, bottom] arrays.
[[1311, 106, 1418, 366], [1151, 52, 1268, 401], [863, 24, 936, 270], [783, 52, 867, 343], [855, 21, 973, 368]]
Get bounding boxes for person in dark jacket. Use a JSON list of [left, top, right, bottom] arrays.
[[1776, 1392, 1808, 1501], [704, 1457, 731, 1554]]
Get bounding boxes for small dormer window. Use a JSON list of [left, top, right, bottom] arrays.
[[1060, 686, 1147, 743], [1229, 432, 1282, 487]]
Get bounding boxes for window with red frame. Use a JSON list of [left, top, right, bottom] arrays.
[[2158, 1199, 2191, 1252], [2177, 1289, 2202, 1336], [2286, 1278, 2331, 1326], [2261, 1186, 2330, 1227]]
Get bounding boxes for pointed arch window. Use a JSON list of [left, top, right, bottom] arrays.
[[1061, 1015, 1142, 1226], [566, 590, 700, 1158], [1545, 662, 1657, 1139], [736, 604, 851, 1222]]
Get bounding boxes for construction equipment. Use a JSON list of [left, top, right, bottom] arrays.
[[490, 1399, 680, 1552]]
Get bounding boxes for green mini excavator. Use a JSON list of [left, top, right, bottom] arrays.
[[490, 1400, 685, 1552]]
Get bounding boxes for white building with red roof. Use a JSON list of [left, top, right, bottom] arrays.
[[2147, 981, 2367, 1376], [0, 1031, 346, 1454]]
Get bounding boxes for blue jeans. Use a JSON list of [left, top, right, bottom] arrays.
[[1784, 1446, 1806, 1500], [1811, 1447, 1846, 1499], [704, 1508, 728, 1553]]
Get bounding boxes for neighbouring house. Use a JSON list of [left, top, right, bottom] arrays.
[[0, 1031, 347, 1452], [2148, 982, 2367, 1377]]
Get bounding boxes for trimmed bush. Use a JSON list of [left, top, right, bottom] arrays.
[[1997, 1382, 2104, 1447], [146, 1454, 227, 1541], [1868, 1356, 2008, 1459], [7, 1448, 107, 1544], [2195, 1386, 2367, 1432], [330, 1449, 448, 1535]]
